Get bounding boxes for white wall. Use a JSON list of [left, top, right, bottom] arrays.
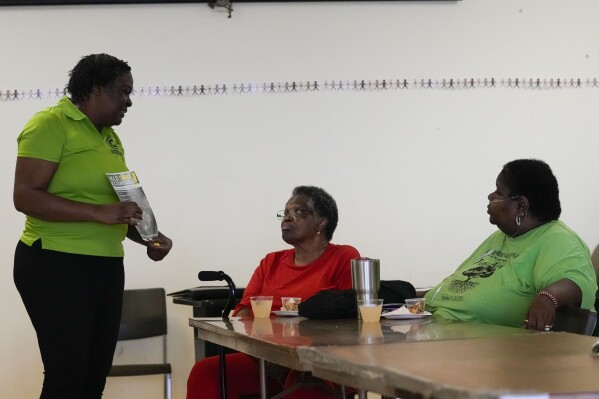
[[2, 1, 599, 398]]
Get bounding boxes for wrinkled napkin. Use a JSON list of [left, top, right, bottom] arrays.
[[383, 306, 412, 316]]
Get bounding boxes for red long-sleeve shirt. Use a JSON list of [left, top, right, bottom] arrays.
[[233, 243, 360, 316]]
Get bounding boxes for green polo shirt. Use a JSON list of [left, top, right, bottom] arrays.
[[17, 96, 128, 256]]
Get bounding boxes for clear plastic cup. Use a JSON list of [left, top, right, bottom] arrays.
[[357, 298, 384, 322], [250, 296, 273, 318]]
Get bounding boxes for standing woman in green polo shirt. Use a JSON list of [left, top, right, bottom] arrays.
[[13, 54, 173, 399]]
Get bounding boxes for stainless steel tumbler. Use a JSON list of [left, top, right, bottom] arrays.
[[350, 257, 380, 319]]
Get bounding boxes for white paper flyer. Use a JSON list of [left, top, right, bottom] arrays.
[[106, 170, 158, 241]]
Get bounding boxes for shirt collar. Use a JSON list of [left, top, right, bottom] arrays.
[[58, 96, 87, 121]]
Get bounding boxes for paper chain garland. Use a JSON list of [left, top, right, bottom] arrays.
[[2, 77, 599, 101]]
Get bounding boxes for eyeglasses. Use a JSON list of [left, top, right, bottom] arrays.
[[276, 208, 313, 220], [489, 195, 520, 204]]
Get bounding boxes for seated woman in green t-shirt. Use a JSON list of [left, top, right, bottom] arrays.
[[425, 159, 597, 331]]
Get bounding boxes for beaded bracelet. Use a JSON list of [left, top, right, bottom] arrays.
[[538, 290, 559, 308]]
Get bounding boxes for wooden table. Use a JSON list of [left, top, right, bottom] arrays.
[[189, 316, 599, 399], [300, 332, 599, 399]]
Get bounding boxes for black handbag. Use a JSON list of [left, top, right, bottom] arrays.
[[298, 289, 357, 319], [379, 280, 416, 304], [298, 280, 416, 319]]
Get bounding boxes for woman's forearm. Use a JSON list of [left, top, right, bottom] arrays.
[[538, 279, 582, 308]]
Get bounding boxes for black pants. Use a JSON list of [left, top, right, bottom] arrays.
[[14, 240, 125, 399]]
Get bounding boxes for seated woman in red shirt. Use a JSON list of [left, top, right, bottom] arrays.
[[187, 185, 360, 399]]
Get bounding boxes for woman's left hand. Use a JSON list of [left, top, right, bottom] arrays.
[[524, 280, 583, 331], [523, 294, 556, 331], [146, 232, 173, 261]]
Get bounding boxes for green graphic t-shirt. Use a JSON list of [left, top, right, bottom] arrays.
[[425, 220, 597, 327]]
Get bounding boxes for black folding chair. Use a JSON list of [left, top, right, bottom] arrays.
[[108, 288, 172, 399], [553, 305, 597, 335]]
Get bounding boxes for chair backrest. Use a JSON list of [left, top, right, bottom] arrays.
[[553, 305, 597, 335], [595, 297, 599, 336], [591, 244, 599, 283], [590, 244, 599, 336], [118, 288, 167, 340]]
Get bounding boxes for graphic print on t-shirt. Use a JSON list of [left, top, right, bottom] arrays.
[[448, 248, 519, 293], [106, 136, 123, 157]]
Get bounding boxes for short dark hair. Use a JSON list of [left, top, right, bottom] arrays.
[[66, 53, 131, 104], [291, 186, 338, 240], [501, 159, 561, 222]]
